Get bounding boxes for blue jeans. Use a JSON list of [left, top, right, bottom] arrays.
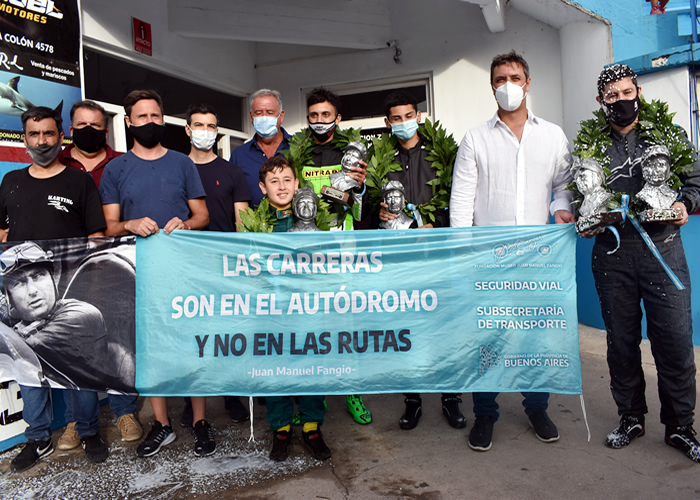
[[472, 392, 549, 421], [108, 394, 138, 418], [22, 386, 100, 440]]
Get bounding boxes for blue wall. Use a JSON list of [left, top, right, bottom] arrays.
[[573, 0, 694, 62]]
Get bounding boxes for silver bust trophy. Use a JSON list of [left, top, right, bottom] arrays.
[[322, 141, 366, 207], [379, 180, 416, 230], [572, 157, 621, 233], [289, 187, 320, 232], [636, 145, 682, 223]]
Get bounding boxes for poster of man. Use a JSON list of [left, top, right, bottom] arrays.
[[0, 237, 137, 394]]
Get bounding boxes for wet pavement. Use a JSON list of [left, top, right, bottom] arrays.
[[1, 324, 699, 499]]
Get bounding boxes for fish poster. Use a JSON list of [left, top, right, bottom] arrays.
[[0, 0, 82, 142]]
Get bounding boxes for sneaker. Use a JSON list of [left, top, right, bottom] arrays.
[[193, 420, 216, 457], [605, 415, 645, 449], [302, 428, 332, 460], [10, 438, 54, 473], [224, 396, 250, 423], [665, 425, 700, 463], [57, 422, 80, 450], [650, 5, 663, 14], [468, 416, 495, 452], [180, 400, 193, 427], [528, 408, 560, 442], [270, 429, 291, 461], [346, 394, 372, 424], [118, 414, 143, 442], [81, 434, 109, 463], [441, 396, 467, 429], [399, 397, 422, 430], [136, 420, 176, 457]]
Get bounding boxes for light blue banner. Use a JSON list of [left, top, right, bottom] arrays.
[[135, 225, 581, 396]]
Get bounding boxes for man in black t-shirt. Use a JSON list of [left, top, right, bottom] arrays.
[[183, 103, 251, 443], [186, 103, 251, 231], [0, 106, 109, 473]]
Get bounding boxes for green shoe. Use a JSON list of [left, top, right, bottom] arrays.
[[346, 394, 372, 424]]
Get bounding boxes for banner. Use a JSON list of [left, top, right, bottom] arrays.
[[0, 0, 82, 143], [136, 225, 581, 396], [0, 236, 136, 394]]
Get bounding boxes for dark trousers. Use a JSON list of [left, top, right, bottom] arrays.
[[592, 229, 696, 426], [403, 393, 459, 400], [266, 396, 326, 430], [472, 392, 549, 421]]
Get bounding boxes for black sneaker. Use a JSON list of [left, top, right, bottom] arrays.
[[137, 420, 177, 457], [10, 438, 54, 473], [302, 429, 332, 461], [270, 429, 291, 461], [224, 396, 250, 423], [441, 395, 467, 429], [81, 434, 109, 463], [180, 399, 193, 428], [399, 397, 422, 430], [665, 425, 700, 463], [193, 420, 216, 457], [605, 415, 645, 449], [468, 416, 495, 451], [528, 408, 560, 442]]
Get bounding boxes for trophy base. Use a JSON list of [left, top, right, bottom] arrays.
[[321, 185, 354, 207], [638, 207, 683, 223], [576, 212, 623, 234]]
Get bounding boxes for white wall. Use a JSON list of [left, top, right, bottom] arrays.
[[638, 67, 692, 134], [80, 0, 610, 146], [559, 20, 612, 141], [81, 0, 257, 96], [255, 0, 567, 142]]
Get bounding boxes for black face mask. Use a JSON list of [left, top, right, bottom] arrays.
[[605, 96, 640, 127], [308, 120, 336, 143], [129, 122, 165, 148], [72, 125, 106, 153]]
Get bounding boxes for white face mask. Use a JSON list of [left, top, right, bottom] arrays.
[[190, 129, 217, 151], [493, 81, 527, 112]]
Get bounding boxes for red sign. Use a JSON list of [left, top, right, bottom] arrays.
[[133, 17, 152, 57]]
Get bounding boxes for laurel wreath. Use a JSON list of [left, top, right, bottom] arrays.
[[279, 127, 369, 230], [569, 97, 696, 215], [236, 197, 274, 233], [366, 119, 457, 223]]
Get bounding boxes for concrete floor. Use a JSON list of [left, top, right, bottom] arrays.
[[1, 324, 699, 499]]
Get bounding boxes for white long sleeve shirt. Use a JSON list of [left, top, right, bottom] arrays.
[[449, 110, 572, 227]]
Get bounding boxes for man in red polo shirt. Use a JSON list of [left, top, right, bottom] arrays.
[[57, 99, 143, 450], [58, 100, 122, 187]]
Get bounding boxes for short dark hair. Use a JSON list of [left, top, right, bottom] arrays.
[[384, 91, 418, 118], [259, 155, 296, 183], [21, 106, 62, 134], [123, 89, 164, 119], [306, 87, 342, 115], [69, 100, 107, 127], [490, 50, 530, 84], [185, 103, 219, 125], [597, 64, 638, 98]]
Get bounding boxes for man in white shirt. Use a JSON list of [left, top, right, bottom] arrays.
[[450, 51, 574, 452]]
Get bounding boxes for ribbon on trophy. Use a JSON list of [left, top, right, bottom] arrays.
[[605, 195, 685, 291], [406, 203, 424, 227]]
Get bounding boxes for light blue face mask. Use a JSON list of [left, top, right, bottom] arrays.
[[253, 116, 279, 139], [391, 119, 419, 141]]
